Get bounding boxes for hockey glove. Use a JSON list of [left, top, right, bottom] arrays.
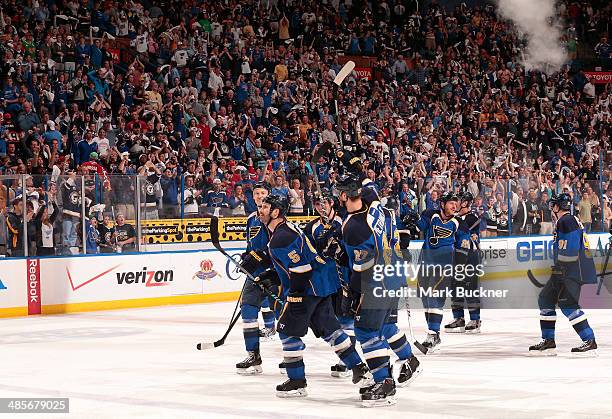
[[241, 249, 271, 276], [254, 269, 281, 295], [314, 227, 332, 253], [339, 283, 359, 317], [314, 225, 338, 253], [401, 210, 419, 228], [322, 237, 349, 267], [336, 149, 363, 175]]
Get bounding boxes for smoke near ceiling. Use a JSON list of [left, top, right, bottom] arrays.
[[495, 0, 567, 73]]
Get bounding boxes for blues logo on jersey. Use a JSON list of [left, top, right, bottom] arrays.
[[416, 209, 460, 266]]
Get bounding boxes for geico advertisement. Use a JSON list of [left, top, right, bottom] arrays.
[[402, 233, 610, 275], [39, 251, 244, 304], [514, 233, 609, 263]]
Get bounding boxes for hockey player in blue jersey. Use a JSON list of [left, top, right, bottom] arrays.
[[258, 194, 370, 398], [235, 182, 277, 374], [337, 174, 422, 407], [304, 189, 356, 378], [529, 193, 598, 356], [415, 192, 461, 352], [444, 191, 483, 334], [383, 195, 419, 263]]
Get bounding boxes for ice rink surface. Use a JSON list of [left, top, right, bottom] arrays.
[[2, 302, 611, 419]]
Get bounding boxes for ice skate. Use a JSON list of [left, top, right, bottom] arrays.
[[422, 331, 441, 353], [361, 378, 397, 407], [276, 379, 307, 398], [258, 326, 277, 341], [397, 355, 422, 387], [465, 320, 481, 334], [236, 351, 263, 375], [351, 362, 373, 387], [444, 317, 465, 333], [331, 363, 351, 378], [571, 339, 598, 357], [528, 339, 557, 356]]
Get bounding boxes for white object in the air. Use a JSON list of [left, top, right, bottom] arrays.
[[333, 61, 355, 86]]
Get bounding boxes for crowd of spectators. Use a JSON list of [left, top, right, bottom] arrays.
[[0, 0, 610, 256]]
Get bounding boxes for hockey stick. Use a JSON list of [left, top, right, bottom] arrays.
[[311, 141, 334, 198], [333, 61, 355, 86], [528, 268, 582, 289], [196, 311, 241, 350], [196, 216, 279, 350], [196, 286, 244, 350], [207, 215, 284, 306], [405, 298, 428, 355], [311, 141, 344, 283], [195, 215, 244, 350], [400, 248, 428, 355], [527, 269, 545, 288], [310, 142, 336, 228], [332, 61, 355, 149], [111, 206, 121, 253]]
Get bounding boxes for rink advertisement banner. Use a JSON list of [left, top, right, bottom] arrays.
[[27, 258, 42, 315], [39, 250, 246, 307], [108, 48, 121, 64], [354, 67, 373, 80], [0, 259, 28, 316], [141, 216, 315, 244], [584, 71, 612, 84], [0, 233, 608, 317]]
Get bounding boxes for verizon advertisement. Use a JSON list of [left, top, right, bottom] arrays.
[[40, 251, 245, 305]]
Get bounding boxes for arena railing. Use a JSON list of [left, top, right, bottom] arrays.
[[0, 171, 608, 258]]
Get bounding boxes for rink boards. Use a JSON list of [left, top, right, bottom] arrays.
[[0, 233, 609, 317]]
